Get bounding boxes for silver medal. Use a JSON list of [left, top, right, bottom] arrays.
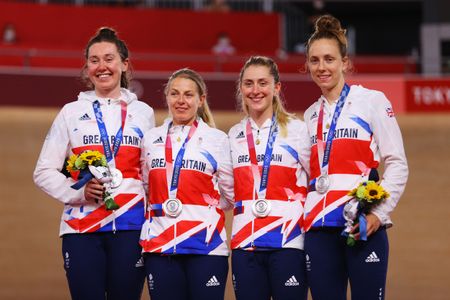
[[252, 198, 271, 218], [163, 198, 183, 218], [315, 174, 330, 194], [109, 167, 123, 189]]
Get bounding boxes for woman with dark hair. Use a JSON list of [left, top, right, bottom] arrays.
[[303, 15, 408, 300], [140, 68, 234, 300], [229, 56, 310, 300], [34, 27, 155, 300]]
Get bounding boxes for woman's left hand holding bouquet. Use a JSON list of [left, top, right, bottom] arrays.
[[84, 178, 105, 203], [349, 213, 382, 240]]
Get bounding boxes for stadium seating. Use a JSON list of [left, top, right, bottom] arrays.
[[0, 1, 416, 73]]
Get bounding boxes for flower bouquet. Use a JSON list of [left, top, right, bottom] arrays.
[[67, 150, 119, 210], [342, 180, 390, 246]]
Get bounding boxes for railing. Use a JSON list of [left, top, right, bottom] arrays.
[[0, 44, 418, 74], [0, 0, 420, 74]]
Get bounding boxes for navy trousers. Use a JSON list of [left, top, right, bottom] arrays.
[[144, 253, 229, 300], [232, 248, 308, 300], [304, 227, 389, 300], [62, 231, 145, 300]]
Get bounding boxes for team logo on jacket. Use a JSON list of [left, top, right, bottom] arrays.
[[386, 107, 395, 117], [235, 131, 245, 139], [79, 113, 91, 121], [153, 136, 164, 144], [310, 111, 318, 120]]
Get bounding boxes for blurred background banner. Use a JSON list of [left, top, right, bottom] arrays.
[[0, 0, 449, 299]]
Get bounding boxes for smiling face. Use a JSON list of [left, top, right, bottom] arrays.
[[240, 64, 281, 122], [307, 38, 348, 100], [166, 77, 205, 126], [86, 41, 128, 99]]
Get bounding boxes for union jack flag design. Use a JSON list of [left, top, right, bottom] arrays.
[[229, 118, 310, 250], [140, 120, 234, 256], [303, 85, 408, 230], [33, 90, 155, 236]]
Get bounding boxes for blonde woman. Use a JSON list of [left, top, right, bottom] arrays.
[[140, 68, 234, 300], [228, 56, 310, 300]]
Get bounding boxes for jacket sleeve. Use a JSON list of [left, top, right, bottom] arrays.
[[297, 120, 311, 178], [148, 107, 156, 129], [33, 107, 87, 204], [140, 135, 149, 196], [216, 133, 235, 211], [139, 104, 155, 195], [369, 92, 409, 226]]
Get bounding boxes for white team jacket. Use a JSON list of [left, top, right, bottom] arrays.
[[33, 88, 155, 236], [303, 84, 408, 230], [140, 118, 234, 256], [229, 117, 310, 250]]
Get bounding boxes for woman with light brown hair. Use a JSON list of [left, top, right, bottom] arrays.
[[229, 56, 310, 300]]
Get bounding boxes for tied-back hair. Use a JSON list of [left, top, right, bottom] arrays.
[[306, 14, 352, 71], [82, 27, 132, 89], [165, 68, 216, 128], [237, 56, 295, 137]]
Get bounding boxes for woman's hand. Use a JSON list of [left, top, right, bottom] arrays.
[[350, 213, 382, 240], [84, 178, 104, 202]]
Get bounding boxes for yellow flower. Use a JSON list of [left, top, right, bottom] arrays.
[[349, 180, 390, 204], [79, 150, 104, 165], [66, 150, 106, 172], [66, 154, 78, 172], [363, 181, 389, 203]]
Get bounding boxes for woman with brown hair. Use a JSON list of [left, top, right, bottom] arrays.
[[34, 27, 155, 299], [303, 15, 408, 300]]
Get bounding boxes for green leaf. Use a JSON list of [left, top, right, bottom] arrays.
[[105, 198, 120, 211], [74, 157, 85, 169], [101, 156, 107, 167], [347, 236, 356, 247], [356, 186, 366, 199]]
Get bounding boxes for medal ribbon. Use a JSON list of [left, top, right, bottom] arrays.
[[93, 100, 127, 164], [71, 100, 127, 190], [165, 120, 199, 199], [316, 84, 350, 176], [245, 115, 278, 199]]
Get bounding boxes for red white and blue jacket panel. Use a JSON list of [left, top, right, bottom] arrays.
[[303, 85, 408, 230], [229, 117, 310, 250], [33, 89, 155, 235], [140, 119, 234, 256]]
